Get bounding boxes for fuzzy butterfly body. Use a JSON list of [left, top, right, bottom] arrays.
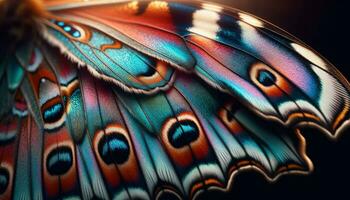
[[0, 0, 349, 199]]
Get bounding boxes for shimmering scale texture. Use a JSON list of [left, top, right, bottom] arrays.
[[0, 0, 349, 199]]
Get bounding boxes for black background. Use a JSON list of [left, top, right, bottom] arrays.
[[196, 0, 350, 199]]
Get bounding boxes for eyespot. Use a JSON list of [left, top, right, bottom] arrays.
[[135, 60, 172, 86], [257, 69, 276, 87], [162, 113, 203, 149], [46, 146, 73, 176], [42, 102, 64, 124], [168, 120, 200, 148], [219, 103, 244, 135], [161, 112, 210, 167], [40, 95, 66, 131], [97, 132, 130, 165], [39, 77, 77, 131], [250, 62, 292, 97], [51, 20, 83, 39]]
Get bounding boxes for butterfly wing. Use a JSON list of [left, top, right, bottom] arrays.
[[0, 0, 349, 199], [0, 43, 312, 199], [42, 0, 350, 135]]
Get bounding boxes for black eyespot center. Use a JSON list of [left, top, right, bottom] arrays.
[[98, 133, 130, 165], [168, 120, 200, 148], [46, 146, 73, 176], [257, 69, 277, 87]]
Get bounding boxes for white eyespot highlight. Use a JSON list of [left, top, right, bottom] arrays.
[[188, 9, 221, 39], [239, 13, 264, 28], [291, 43, 327, 69]]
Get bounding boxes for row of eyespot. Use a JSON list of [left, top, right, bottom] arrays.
[[52, 20, 81, 38]]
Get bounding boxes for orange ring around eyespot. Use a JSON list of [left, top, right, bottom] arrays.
[[134, 60, 171, 86], [93, 124, 139, 185], [250, 63, 292, 97], [161, 112, 209, 167]]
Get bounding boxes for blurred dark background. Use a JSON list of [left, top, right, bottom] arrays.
[[196, 0, 350, 199]]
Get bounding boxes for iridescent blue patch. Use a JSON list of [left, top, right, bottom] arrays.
[[42, 103, 64, 123], [51, 20, 82, 38], [72, 31, 81, 38], [57, 21, 65, 26], [64, 26, 72, 32]]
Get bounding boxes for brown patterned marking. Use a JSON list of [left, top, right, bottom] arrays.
[[286, 112, 321, 125], [100, 41, 123, 51], [333, 104, 349, 131]]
